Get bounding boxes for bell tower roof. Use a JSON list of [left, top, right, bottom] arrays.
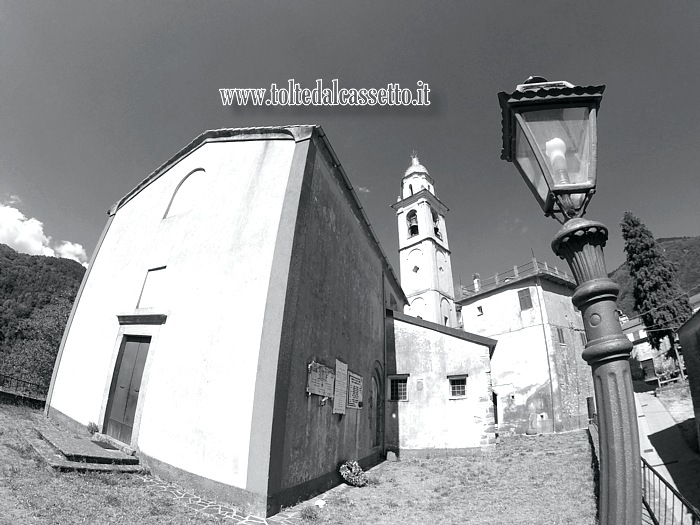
[[404, 154, 430, 178]]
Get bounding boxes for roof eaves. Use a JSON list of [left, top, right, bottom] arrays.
[[457, 271, 575, 304], [108, 125, 317, 216], [390, 310, 497, 351], [390, 188, 449, 213]]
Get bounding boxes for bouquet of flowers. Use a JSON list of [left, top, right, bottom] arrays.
[[339, 460, 369, 487]]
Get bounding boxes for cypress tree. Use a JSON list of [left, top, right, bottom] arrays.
[[620, 211, 692, 351]]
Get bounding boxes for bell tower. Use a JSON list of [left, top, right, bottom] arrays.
[[391, 155, 456, 326]]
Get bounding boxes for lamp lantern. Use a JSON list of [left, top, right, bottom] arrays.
[[498, 77, 641, 524], [499, 77, 605, 223]]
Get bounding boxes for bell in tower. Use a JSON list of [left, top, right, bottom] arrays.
[[407, 210, 419, 237]]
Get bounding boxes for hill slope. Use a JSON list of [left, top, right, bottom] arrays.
[[0, 244, 85, 391], [609, 235, 700, 316]]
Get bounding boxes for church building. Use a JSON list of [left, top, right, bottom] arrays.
[[46, 126, 496, 517]]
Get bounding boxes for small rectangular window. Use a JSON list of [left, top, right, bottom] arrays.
[[448, 375, 467, 398], [137, 267, 167, 309], [557, 327, 566, 345], [518, 289, 533, 311], [579, 332, 587, 346], [477, 306, 483, 316], [389, 377, 408, 401]]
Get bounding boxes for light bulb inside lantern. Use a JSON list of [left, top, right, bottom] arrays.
[[545, 137, 570, 184]]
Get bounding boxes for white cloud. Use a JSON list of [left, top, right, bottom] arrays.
[[0, 205, 54, 256], [55, 241, 89, 267], [0, 204, 89, 266], [3, 194, 21, 205], [357, 186, 371, 193]]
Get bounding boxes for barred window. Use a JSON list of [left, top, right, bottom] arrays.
[[579, 332, 587, 346], [448, 375, 467, 398], [557, 327, 566, 345], [390, 377, 408, 401], [518, 289, 533, 311]]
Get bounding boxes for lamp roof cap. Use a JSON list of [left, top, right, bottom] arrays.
[[516, 77, 575, 92]]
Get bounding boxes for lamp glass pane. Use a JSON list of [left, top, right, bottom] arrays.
[[515, 118, 549, 210], [521, 107, 591, 189]]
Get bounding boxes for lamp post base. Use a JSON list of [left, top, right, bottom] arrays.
[[552, 218, 641, 525]]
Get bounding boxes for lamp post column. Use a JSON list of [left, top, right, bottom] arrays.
[[552, 217, 641, 525]]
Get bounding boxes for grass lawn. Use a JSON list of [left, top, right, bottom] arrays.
[[0, 403, 216, 525], [1, 402, 597, 524], [290, 430, 598, 525]]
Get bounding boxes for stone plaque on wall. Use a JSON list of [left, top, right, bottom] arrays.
[[333, 360, 348, 414], [306, 361, 335, 398], [347, 371, 363, 409]]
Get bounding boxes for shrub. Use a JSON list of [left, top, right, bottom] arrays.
[[87, 422, 99, 435], [339, 460, 369, 487]]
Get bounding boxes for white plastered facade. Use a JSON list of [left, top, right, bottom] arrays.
[[49, 137, 297, 490]]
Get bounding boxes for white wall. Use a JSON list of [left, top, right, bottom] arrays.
[[461, 279, 591, 432], [390, 317, 492, 450], [50, 138, 296, 490]]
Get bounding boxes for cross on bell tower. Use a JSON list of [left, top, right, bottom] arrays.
[[391, 155, 456, 326]]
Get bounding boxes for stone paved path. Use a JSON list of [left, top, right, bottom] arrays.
[[136, 472, 353, 524]]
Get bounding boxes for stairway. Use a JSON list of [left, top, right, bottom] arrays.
[[22, 420, 148, 473]]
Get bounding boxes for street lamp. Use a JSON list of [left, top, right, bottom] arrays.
[[499, 77, 641, 524]]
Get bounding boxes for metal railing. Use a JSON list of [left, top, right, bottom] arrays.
[[642, 456, 700, 524], [459, 257, 575, 297], [0, 373, 46, 400]]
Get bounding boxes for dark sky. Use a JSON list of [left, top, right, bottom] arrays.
[[1, 1, 698, 281]]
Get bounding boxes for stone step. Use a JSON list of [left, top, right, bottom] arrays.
[[21, 429, 149, 474], [35, 422, 139, 465]]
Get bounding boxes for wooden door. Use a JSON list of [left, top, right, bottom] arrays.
[[370, 375, 383, 448], [105, 336, 150, 444]]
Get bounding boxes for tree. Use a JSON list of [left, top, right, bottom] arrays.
[[620, 211, 693, 351]]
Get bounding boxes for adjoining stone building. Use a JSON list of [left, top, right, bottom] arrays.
[[386, 311, 496, 454], [46, 126, 495, 517], [457, 262, 594, 434]]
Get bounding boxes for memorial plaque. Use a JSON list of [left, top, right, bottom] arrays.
[[347, 371, 363, 409], [306, 361, 335, 398], [333, 360, 348, 414]]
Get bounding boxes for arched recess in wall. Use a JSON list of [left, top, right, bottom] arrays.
[[370, 361, 383, 448], [436, 251, 449, 292], [430, 207, 442, 239], [440, 298, 451, 326], [410, 297, 426, 320], [406, 210, 419, 237], [163, 168, 206, 218]]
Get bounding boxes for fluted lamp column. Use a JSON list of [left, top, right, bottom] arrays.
[[498, 77, 641, 524], [552, 219, 640, 524]]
